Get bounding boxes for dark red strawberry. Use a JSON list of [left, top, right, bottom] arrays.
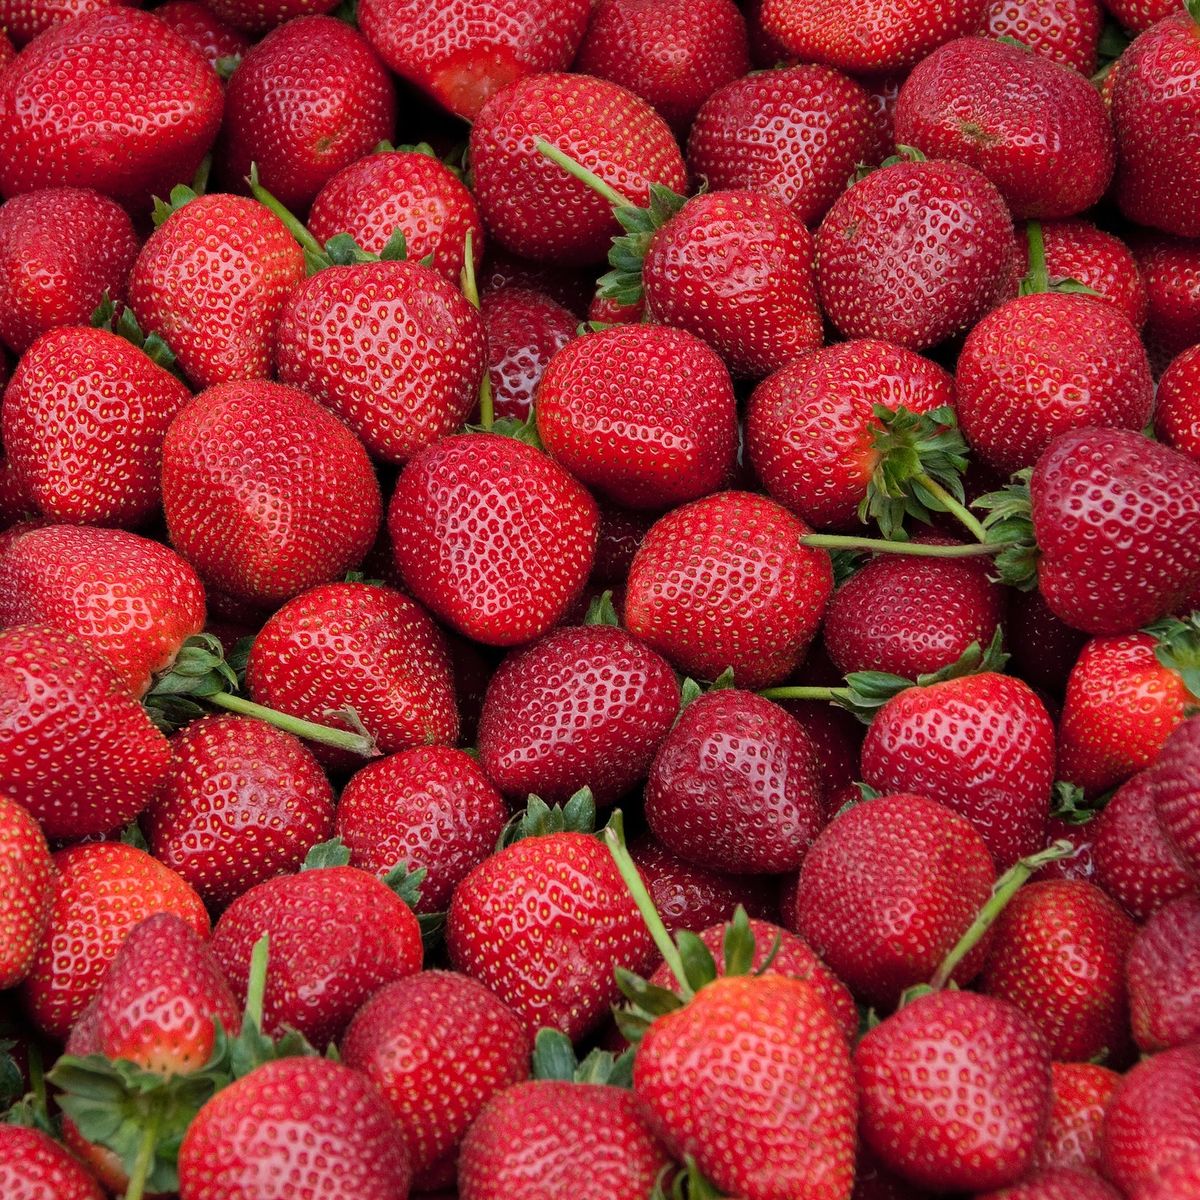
[[1157, 345, 1200, 461], [0, 1125, 104, 1200], [1154, 715, 1200, 880], [153, 0, 250, 68], [1130, 231, 1200, 369], [0, 29, 11, 62], [1101, 0, 1176, 31], [983, 0, 1102, 74], [478, 246, 592, 314], [480, 285, 576, 422], [1006, 587, 1089, 700], [1038, 1061, 1121, 1172], [976, 1168, 1121, 1199], [1127, 894, 1200, 1052], [0, 791, 52, 989]]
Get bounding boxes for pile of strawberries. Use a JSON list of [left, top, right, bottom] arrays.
[[1, 0, 1200, 1195]]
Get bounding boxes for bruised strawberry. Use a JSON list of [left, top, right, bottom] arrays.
[[154, 0, 250, 67], [983, 0, 1102, 74], [1157, 345, 1200, 462], [481, 286, 576, 422], [0, 792, 52, 989], [0, 1125, 105, 1200], [1127, 895, 1200, 1052], [1038, 1061, 1121, 1172]]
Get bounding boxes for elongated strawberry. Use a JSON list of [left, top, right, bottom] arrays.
[[1038, 1061, 1121, 1172], [0, 792, 52, 989], [481, 285, 576, 422], [984, 0, 1102, 74], [0, 1125, 104, 1200], [1127, 894, 1200, 1052]]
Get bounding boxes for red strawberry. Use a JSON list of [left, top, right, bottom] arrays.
[[624, 491, 833, 689], [815, 156, 1014, 351], [217, 17, 395, 212], [335, 745, 508, 912], [0, 10, 222, 207], [22, 841, 209, 1040], [2, 327, 192, 527], [0, 524, 206, 697], [983, 0, 1102, 74], [341, 970, 531, 1177], [0, 188, 138, 357], [856, 990, 1051, 1192], [387, 433, 598, 646], [480, 285, 576, 422], [153, 0, 250, 68], [0, 1125, 105, 1200], [977, 1167, 1122, 1199], [0, 0, 135, 45], [534, 325, 738, 510], [1101, 0, 1176, 32], [177, 1056, 412, 1200], [1038, 1061, 1121, 1171], [1007, 585, 1089, 699], [0, 625, 172, 839], [1136, 1154, 1200, 1200], [0, 29, 11, 62], [1131, 231, 1200, 368], [146, 714, 336, 908], [687, 65, 878, 225], [478, 246, 592, 313], [1157, 345, 1200, 461], [0, 791, 52, 988], [1127, 894, 1200, 1052]]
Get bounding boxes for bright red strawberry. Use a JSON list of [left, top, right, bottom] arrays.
[[469, 72, 686, 264], [1157, 345, 1200, 462], [1130, 231, 1200, 368], [624, 491, 833, 689], [0, 29, 11, 61], [1038, 1061, 1121, 1171], [1127, 894, 1200, 1052], [0, 10, 222, 207], [0, 1125, 105, 1200], [686, 65, 878, 225], [535, 325, 737, 510], [0, 188, 138, 356], [388, 432, 598, 646], [22, 841, 208, 1040], [0, 792, 52, 989], [178, 1056, 412, 1200], [0, 625, 172, 839], [1153, 716, 1200, 876], [815, 157, 1014, 351], [2, 326, 192, 527], [977, 1167, 1121, 1199], [983, 0, 1102, 74], [153, 0, 250, 68], [0, 524, 205, 697], [0, 0, 135, 45], [217, 17, 395, 212], [480, 285, 576, 422]]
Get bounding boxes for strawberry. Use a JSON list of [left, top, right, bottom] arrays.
[[22, 841, 208, 1040], [983, 0, 1102, 74], [1101, 0, 1176, 32], [624, 491, 833, 689], [341, 970, 531, 1178], [1131, 231, 1200, 368], [576, 0, 750, 133], [387, 433, 598, 646], [335, 746, 508, 912], [534, 324, 738, 510], [2, 327, 192, 527], [469, 72, 686, 264], [0, 188, 139, 357], [1112, 5, 1200, 237], [815, 155, 1014, 351], [145, 714, 336, 907], [1157, 345, 1200, 461], [161, 381, 381, 606], [178, 1056, 412, 1200], [153, 0, 250, 68], [217, 17, 395, 212], [976, 1168, 1122, 1199], [1136, 1155, 1200, 1200], [856, 990, 1051, 1192], [791, 792, 997, 1009], [0, 1125, 104, 1200], [479, 247, 592, 314], [1038, 1061, 1121, 1172], [0, 524, 206, 697], [0, 625, 172, 839], [0, 791, 52, 989], [1127, 894, 1200, 1052], [0, 10, 222, 207], [0, 29, 11, 62], [480, 285, 576, 422], [478, 623, 679, 806], [686, 64, 878, 225], [1, 0, 135, 46]]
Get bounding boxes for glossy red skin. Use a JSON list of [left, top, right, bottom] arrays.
[[783, 697, 866, 818], [0, 793, 52, 989], [0, 30, 12, 61], [1030, 427, 1200, 635], [0, 0, 134, 44], [624, 491, 833, 690], [447, 831, 655, 1040], [341, 971, 530, 1176], [458, 1079, 670, 1200], [1113, 12, 1200, 238], [481, 286, 576, 422], [1135, 1153, 1200, 1200], [246, 582, 459, 768], [1131, 232, 1200, 369], [977, 1167, 1121, 1199], [0, 1125, 105, 1200], [335, 746, 508, 913], [146, 715, 336, 908], [22, 842, 209, 1040], [643, 189, 823, 378], [1037, 1062, 1121, 1172], [178, 1057, 412, 1200], [2, 327, 192, 528], [1127, 895, 1200, 1052], [153, 0, 250, 68], [161, 381, 381, 606], [218, 17, 395, 211], [1154, 716, 1200, 879], [535, 325, 738, 510], [0, 524, 205, 697], [388, 433, 598, 646], [983, 0, 1101, 73], [1101, 0, 1175, 30], [0, 10, 222, 205], [0, 625, 171, 839], [746, 340, 955, 530], [1156, 345, 1200, 461], [0, 189, 138, 357], [687, 65, 878, 226], [816, 159, 1014, 351], [636, 974, 856, 1200], [469, 72, 687, 265]]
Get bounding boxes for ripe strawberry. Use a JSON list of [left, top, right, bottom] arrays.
[[178, 1056, 412, 1200], [0, 792, 52, 989], [22, 841, 208, 1040], [341, 970, 531, 1177], [687, 64, 878, 225], [1127, 894, 1200, 1052], [217, 17, 395, 212], [0, 188, 138, 357], [977, 1168, 1121, 1199], [479, 246, 592, 314], [0, 625, 172, 839], [153, 0, 250, 68], [0, 524, 206, 697], [0, 10, 222, 207], [0, 1125, 105, 1200], [0, 29, 11, 62], [1130, 231, 1200, 368], [624, 491, 833, 689], [1157, 345, 1200, 462], [335, 745, 508, 912], [535, 325, 738, 510], [146, 715, 336, 907], [856, 990, 1051, 1192], [481, 286, 576, 422], [1136, 1154, 1200, 1200], [469, 72, 686, 264], [388, 433, 598, 646], [815, 156, 1014, 351], [2, 326, 191, 527], [983, 0, 1102, 74], [1155, 716, 1200, 875], [1038, 1061, 1121, 1171], [1101, 0, 1176, 32]]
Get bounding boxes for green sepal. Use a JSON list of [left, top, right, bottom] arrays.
[[994, 33, 1033, 50], [709, 667, 735, 692], [1188, 0, 1200, 26], [596, 183, 688, 307], [379, 859, 427, 913], [675, 932, 719, 991], [0, 1041, 22, 1111], [118, 820, 149, 852], [1018, 220, 1100, 298], [205, 1015, 317, 1085], [677, 677, 704, 713], [1097, 18, 1132, 66], [466, 409, 543, 448], [652, 1159, 727, 1200], [1049, 780, 1100, 825], [852, 144, 927, 184], [614, 968, 687, 1020], [529, 1028, 632, 1087], [855, 781, 881, 803], [151, 184, 201, 227], [144, 633, 240, 733], [330, 0, 357, 24], [300, 837, 353, 870], [90, 294, 181, 375], [613, 1006, 654, 1045], [2, 1094, 56, 1135], [499, 788, 597, 849], [975, 470, 1039, 589], [417, 911, 446, 953], [212, 53, 241, 79], [1148, 611, 1200, 702], [898, 983, 937, 1009], [584, 591, 621, 627], [721, 905, 755, 978], [225, 634, 254, 690], [830, 548, 865, 586], [577, 319, 616, 336]]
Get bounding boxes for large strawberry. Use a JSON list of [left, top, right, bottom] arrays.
[[1038, 1061, 1121, 1172], [0, 792, 52, 989], [1153, 715, 1200, 877], [1127, 895, 1200, 1052], [0, 1126, 104, 1200], [480, 286, 576, 422], [983, 0, 1102, 74], [1158, 345, 1200, 462]]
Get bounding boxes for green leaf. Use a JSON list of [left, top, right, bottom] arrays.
[[213, 53, 241, 79], [975, 471, 1039, 590], [584, 591, 621, 627], [614, 968, 687, 1018], [708, 667, 735, 692], [1049, 780, 1105, 825], [721, 906, 756, 978], [675, 931, 719, 991], [480, 409, 543, 449], [531, 1029, 578, 1082], [377, 227, 410, 262], [1149, 611, 1200, 702], [379, 860, 426, 912], [499, 788, 597, 847], [301, 837, 352, 870], [677, 677, 703, 713], [830, 549, 865, 586], [596, 184, 688, 306], [118, 821, 149, 852], [417, 910, 446, 953]]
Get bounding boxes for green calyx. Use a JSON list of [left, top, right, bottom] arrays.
[[676, 667, 735, 720], [975, 470, 1040, 589], [463, 408, 543, 449], [531, 1029, 634, 1088], [1149, 611, 1200, 703], [300, 837, 429, 914], [499, 789, 597, 849], [651, 1158, 727, 1200], [584, 590, 621, 628], [1018, 221, 1100, 299], [1186, 0, 1200, 28], [91, 294, 181, 377], [150, 184, 203, 227]]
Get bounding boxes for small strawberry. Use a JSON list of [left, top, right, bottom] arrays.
[[1038, 1061, 1121, 1172], [0, 792, 52, 989], [153, 0, 250, 68], [1127, 894, 1200, 1052], [480, 285, 576, 422], [976, 1167, 1122, 1199], [983, 0, 1102, 74], [0, 1125, 104, 1200], [1130, 231, 1200, 368], [1157, 345, 1200, 462]]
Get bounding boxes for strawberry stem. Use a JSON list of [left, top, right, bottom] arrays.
[[246, 164, 328, 268], [207, 692, 377, 756], [122, 1103, 162, 1200], [912, 474, 989, 542], [245, 932, 270, 1030], [801, 534, 1006, 557], [459, 230, 494, 430], [1021, 220, 1051, 295], [535, 139, 627, 209], [758, 685, 852, 703]]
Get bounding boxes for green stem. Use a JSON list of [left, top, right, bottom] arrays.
[[207, 692, 377, 756], [1020, 220, 1050, 296], [758, 686, 850, 703], [535, 139, 627, 209], [122, 1104, 162, 1200], [801, 534, 1006, 558], [28, 1044, 47, 1126], [247, 164, 327, 264], [245, 933, 270, 1029], [459, 231, 494, 431], [913, 473, 989, 542]]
